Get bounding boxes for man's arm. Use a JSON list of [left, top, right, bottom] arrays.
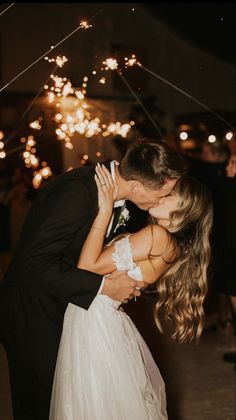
[[21, 179, 103, 310]]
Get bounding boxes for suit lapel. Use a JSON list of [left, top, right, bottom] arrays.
[[105, 206, 122, 244]]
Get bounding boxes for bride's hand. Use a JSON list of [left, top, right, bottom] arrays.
[[95, 163, 117, 213]]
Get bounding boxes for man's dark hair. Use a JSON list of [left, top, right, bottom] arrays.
[[120, 138, 188, 188]]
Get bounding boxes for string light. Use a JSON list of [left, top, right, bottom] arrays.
[[225, 131, 233, 141], [208, 135, 216, 143], [179, 131, 188, 140]]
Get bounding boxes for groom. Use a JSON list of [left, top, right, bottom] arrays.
[[0, 138, 187, 420]]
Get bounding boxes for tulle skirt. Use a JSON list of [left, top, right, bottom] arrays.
[[49, 296, 167, 420]]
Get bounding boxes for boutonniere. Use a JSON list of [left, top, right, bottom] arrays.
[[114, 205, 130, 232]]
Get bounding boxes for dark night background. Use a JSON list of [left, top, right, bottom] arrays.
[[0, 3, 235, 420], [143, 3, 235, 65]]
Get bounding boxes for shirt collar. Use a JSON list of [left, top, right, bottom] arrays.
[[110, 160, 125, 208]]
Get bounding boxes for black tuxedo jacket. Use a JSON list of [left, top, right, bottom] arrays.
[[0, 163, 122, 372], [0, 162, 148, 375]]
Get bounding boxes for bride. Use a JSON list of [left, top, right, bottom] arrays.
[[49, 164, 213, 420]]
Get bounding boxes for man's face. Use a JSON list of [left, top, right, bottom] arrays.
[[128, 178, 178, 210]]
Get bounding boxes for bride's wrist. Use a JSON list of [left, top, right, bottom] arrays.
[[98, 208, 113, 218]]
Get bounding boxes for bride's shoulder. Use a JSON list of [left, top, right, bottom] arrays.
[[149, 224, 169, 239], [149, 224, 176, 260]]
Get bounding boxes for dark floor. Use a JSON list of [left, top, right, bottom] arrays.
[[0, 297, 235, 420]]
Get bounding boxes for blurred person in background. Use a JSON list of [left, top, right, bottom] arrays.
[[216, 151, 236, 364]]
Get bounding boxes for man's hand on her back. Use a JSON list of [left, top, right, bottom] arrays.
[[101, 271, 147, 303]]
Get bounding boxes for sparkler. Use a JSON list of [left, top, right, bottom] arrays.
[[44, 63, 133, 142], [117, 69, 164, 137], [102, 58, 118, 71], [80, 20, 92, 29], [4, 63, 59, 146], [0, 3, 15, 17], [100, 56, 163, 137], [124, 54, 141, 68], [3, 52, 134, 189], [0, 9, 103, 93], [139, 63, 235, 130], [125, 55, 235, 130]]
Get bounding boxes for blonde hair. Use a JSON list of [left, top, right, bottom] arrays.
[[154, 176, 213, 343]]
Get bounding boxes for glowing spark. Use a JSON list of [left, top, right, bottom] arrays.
[[65, 142, 74, 149], [32, 172, 42, 189], [80, 20, 92, 29], [56, 55, 68, 68], [0, 151, 6, 159], [92, 70, 97, 75], [47, 91, 55, 103], [61, 81, 74, 97], [29, 120, 42, 130], [54, 113, 63, 122], [75, 90, 85, 99], [124, 54, 141, 67], [102, 58, 118, 70], [99, 77, 106, 84]]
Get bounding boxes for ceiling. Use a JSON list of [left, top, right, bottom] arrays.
[[142, 3, 236, 65]]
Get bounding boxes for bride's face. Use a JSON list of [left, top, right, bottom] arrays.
[[128, 178, 177, 210], [148, 191, 178, 224]]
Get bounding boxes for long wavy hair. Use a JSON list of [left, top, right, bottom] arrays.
[[153, 176, 213, 343]]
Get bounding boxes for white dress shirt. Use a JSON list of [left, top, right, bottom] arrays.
[[98, 160, 125, 295]]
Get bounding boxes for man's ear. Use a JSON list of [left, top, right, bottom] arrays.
[[128, 180, 142, 194]]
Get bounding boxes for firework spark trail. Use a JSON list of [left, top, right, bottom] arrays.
[[0, 9, 103, 93], [116, 69, 164, 138], [140, 64, 235, 130], [0, 3, 15, 17], [4, 64, 59, 146]]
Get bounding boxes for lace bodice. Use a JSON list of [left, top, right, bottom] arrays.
[[111, 235, 143, 281], [97, 235, 143, 309]]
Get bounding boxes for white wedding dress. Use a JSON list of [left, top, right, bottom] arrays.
[[49, 236, 167, 420]]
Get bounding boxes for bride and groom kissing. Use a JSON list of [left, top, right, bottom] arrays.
[[0, 138, 213, 419]]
